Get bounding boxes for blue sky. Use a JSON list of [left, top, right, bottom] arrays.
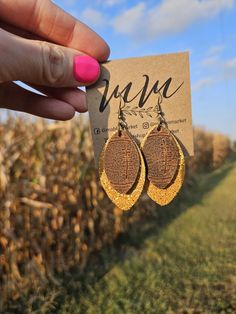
[[54, 0, 236, 140]]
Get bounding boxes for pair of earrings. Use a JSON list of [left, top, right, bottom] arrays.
[[99, 95, 185, 211]]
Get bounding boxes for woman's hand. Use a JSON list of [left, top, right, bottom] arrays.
[[0, 0, 110, 120]]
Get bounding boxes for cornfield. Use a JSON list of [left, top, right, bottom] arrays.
[[0, 115, 232, 309]]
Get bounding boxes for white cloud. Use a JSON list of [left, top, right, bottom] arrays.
[[113, 2, 145, 35], [223, 57, 236, 79], [194, 56, 236, 91], [224, 58, 236, 68], [192, 77, 215, 91], [97, 0, 124, 6], [57, 0, 77, 6], [81, 8, 106, 28], [207, 44, 225, 56], [113, 0, 234, 40], [201, 44, 225, 66], [201, 55, 219, 67], [201, 46, 236, 80]]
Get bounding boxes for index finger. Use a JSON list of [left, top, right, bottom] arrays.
[[0, 0, 110, 61]]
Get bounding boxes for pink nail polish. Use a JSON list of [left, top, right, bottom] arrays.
[[73, 55, 100, 83]]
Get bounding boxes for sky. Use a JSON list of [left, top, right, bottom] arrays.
[[53, 0, 236, 140]]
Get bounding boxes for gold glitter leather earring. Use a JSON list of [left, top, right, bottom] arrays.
[[141, 96, 185, 206], [99, 94, 146, 210]]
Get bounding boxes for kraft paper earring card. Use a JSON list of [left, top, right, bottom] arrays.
[[86, 52, 194, 166]]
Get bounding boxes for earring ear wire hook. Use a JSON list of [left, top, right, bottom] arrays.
[[118, 93, 128, 134], [156, 92, 168, 129]]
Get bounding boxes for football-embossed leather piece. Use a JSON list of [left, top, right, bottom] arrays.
[[142, 126, 179, 189], [103, 130, 140, 194]]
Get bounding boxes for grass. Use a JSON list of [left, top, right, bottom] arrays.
[[2, 159, 236, 314], [55, 160, 236, 314]]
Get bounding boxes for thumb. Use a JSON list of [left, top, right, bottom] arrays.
[[0, 29, 100, 87]]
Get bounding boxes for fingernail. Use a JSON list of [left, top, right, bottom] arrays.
[[73, 55, 100, 83]]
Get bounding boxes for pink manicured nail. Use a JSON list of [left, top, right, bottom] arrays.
[[73, 55, 100, 83]]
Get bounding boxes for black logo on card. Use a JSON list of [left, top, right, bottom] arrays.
[[143, 122, 149, 129], [94, 128, 101, 135], [99, 75, 184, 112]]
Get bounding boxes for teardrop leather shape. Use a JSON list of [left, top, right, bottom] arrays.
[[145, 135, 185, 206], [103, 130, 140, 194], [99, 139, 146, 210], [142, 126, 179, 189]]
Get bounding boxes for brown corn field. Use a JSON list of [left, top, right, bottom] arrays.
[[0, 115, 233, 309]]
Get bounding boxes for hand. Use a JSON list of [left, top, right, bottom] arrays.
[[0, 0, 110, 120]]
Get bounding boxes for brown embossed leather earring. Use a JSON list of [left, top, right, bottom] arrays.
[[141, 95, 185, 206], [99, 94, 146, 210]]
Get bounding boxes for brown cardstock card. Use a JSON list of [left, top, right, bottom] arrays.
[[86, 52, 194, 166]]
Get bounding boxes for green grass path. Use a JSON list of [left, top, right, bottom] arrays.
[[59, 162, 236, 314]]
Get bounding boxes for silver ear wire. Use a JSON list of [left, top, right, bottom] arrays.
[[117, 93, 128, 135], [156, 91, 168, 129]]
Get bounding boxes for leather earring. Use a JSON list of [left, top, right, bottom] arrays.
[[99, 94, 146, 210], [141, 96, 185, 206]]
